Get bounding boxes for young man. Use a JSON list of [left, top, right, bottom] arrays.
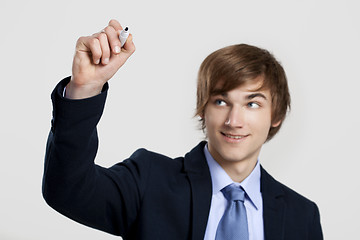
[[43, 20, 323, 240]]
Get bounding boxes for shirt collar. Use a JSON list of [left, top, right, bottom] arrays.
[[204, 144, 262, 210]]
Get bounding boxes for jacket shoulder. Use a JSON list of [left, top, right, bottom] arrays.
[[261, 166, 320, 211], [261, 167, 323, 239]]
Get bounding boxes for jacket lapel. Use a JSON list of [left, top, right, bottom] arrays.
[[183, 145, 287, 240], [261, 166, 286, 240], [184, 141, 212, 240]]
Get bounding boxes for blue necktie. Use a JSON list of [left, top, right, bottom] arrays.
[[215, 183, 249, 240]]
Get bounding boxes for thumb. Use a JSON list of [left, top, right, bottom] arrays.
[[122, 34, 136, 54], [106, 33, 135, 70]]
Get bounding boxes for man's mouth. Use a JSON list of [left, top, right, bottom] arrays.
[[221, 132, 248, 139]]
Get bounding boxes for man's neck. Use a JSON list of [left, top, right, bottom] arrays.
[[219, 158, 258, 183]]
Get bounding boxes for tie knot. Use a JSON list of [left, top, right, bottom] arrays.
[[221, 184, 246, 202]]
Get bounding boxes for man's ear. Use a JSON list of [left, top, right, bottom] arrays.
[[271, 120, 282, 128]]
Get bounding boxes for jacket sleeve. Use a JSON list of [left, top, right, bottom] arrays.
[[42, 77, 150, 236]]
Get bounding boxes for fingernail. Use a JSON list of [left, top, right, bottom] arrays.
[[103, 58, 109, 64], [95, 59, 100, 64], [114, 46, 121, 54]]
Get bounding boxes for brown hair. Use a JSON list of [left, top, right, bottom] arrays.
[[196, 44, 291, 141]]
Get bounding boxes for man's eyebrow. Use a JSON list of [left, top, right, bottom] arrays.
[[246, 93, 267, 100], [211, 89, 228, 97]]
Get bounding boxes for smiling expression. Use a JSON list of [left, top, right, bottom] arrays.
[[204, 78, 281, 176]]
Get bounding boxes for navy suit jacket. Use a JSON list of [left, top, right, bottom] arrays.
[[43, 78, 323, 240]]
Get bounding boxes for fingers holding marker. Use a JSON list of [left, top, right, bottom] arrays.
[[70, 19, 136, 100], [103, 25, 121, 54], [108, 19, 123, 32], [86, 36, 102, 65], [97, 23, 130, 62], [97, 32, 110, 64], [107, 19, 134, 52], [89, 28, 115, 65], [75, 20, 134, 66]]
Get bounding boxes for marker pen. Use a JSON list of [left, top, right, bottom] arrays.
[[119, 27, 129, 47]]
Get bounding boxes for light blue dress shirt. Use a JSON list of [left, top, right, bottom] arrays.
[[203, 145, 264, 240]]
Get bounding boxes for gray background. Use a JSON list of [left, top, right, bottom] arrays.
[[1, 0, 359, 239]]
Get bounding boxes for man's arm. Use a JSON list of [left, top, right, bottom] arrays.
[[42, 20, 141, 236]]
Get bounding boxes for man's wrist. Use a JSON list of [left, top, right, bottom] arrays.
[[65, 81, 103, 99]]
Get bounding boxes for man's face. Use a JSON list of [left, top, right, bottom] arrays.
[[204, 78, 280, 172]]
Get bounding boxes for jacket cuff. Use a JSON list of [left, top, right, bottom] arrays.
[[50, 76, 109, 134]]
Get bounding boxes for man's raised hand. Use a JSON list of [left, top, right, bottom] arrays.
[[66, 19, 135, 99]]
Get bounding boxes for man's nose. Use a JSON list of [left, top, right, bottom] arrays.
[[225, 106, 244, 128]]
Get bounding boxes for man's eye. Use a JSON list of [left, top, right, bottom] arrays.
[[215, 100, 226, 106], [248, 102, 260, 108]]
